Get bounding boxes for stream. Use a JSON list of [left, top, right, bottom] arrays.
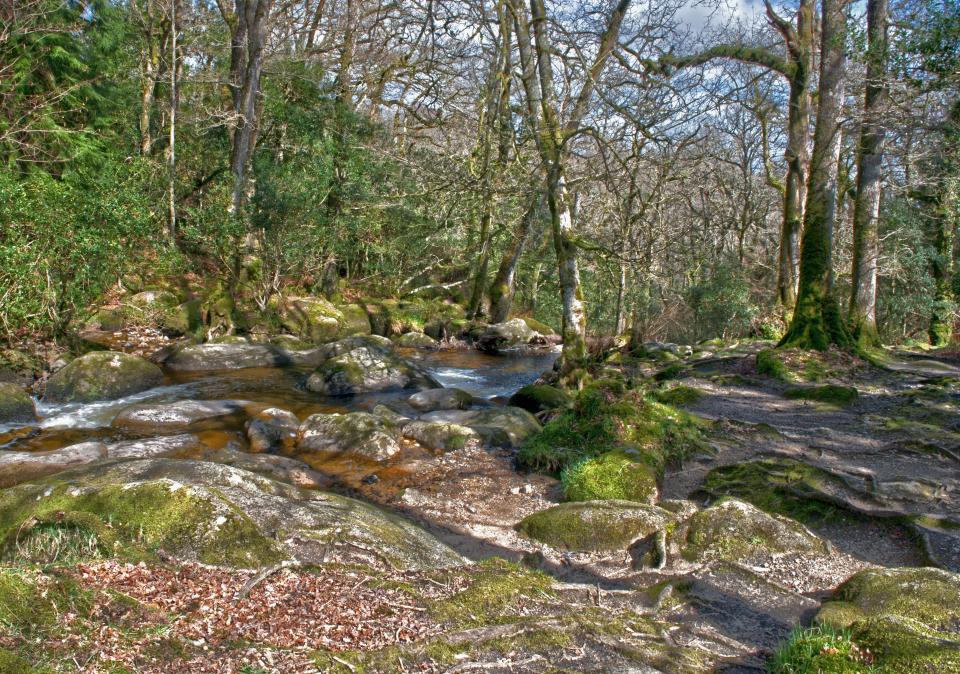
[[0, 347, 559, 492]]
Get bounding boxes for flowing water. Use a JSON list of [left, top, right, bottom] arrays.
[[0, 347, 559, 489]]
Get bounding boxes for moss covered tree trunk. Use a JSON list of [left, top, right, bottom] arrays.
[[848, 0, 890, 347], [489, 191, 542, 323], [780, 0, 852, 350]]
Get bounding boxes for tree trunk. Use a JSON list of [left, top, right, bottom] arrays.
[[138, 0, 158, 155], [489, 191, 542, 324], [167, 0, 178, 239], [848, 0, 889, 346], [780, 0, 852, 350]]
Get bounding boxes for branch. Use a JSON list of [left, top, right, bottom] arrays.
[[656, 44, 793, 79]]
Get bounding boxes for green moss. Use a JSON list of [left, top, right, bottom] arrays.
[[519, 316, 556, 335], [769, 624, 877, 674], [517, 381, 707, 475], [560, 451, 658, 503], [429, 558, 553, 628], [0, 648, 41, 674], [508, 384, 572, 414], [652, 385, 703, 406], [517, 501, 669, 551], [0, 480, 284, 568], [654, 363, 686, 381], [854, 615, 960, 673], [757, 349, 793, 381], [783, 384, 858, 406]]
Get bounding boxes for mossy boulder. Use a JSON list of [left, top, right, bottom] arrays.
[[420, 407, 541, 448], [164, 342, 324, 371], [0, 383, 35, 424], [678, 499, 828, 563], [474, 318, 539, 353], [0, 458, 463, 571], [520, 316, 556, 336], [560, 451, 659, 504], [296, 412, 401, 462], [393, 331, 439, 349], [402, 420, 480, 453], [517, 500, 673, 552], [305, 342, 440, 396], [508, 384, 571, 415], [44, 351, 163, 403], [783, 384, 858, 406], [816, 567, 960, 673], [281, 296, 344, 344], [336, 303, 372, 337], [365, 299, 465, 338], [408, 387, 475, 412], [0, 349, 43, 387]]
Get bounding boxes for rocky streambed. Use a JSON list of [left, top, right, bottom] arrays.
[[0, 334, 958, 673]]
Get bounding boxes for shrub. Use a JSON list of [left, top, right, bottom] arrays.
[[769, 625, 876, 673]]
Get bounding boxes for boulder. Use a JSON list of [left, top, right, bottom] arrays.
[[816, 567, 960, 673], [408, 387, 475, 412], [305, 342, 440, 396], [0, 458, 464, 570], [402, 420, 480, 453], [105, 433, 207, 459], [393, 331, 439, 349], [164, 343, 325, 371], [372, 404, 412, 427], [0, 383, 36, 424], [200, 449, 330, 489], [507, 384, 571, 414], [336, 304, 372, 337], [45, 351, 163, 403], [112, 400, 253, 434], [0, 441, 107, 487], [420, 407, 541, 448], [517, 500, 674, 552], [246, 407, 300, 453], [474, 318, 539, 353], [678, 498, 827, 563], [0, 348, 43, 387], [281, 296, 343, 344], [296, 412, 402, 462]]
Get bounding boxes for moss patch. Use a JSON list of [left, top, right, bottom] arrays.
[[560, 451, 659, 503], [783, 384, 858, 406], [508, 384, 572, 414], [652, 385, 703, 406]]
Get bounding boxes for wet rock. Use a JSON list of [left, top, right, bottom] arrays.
[[112, 400, 252, 434], [281, 296, 343, 344], [105, 433, 206, 459], [296, 412, 401, 462], [164, 342, 326, 371], [0, 458, 464, 570], [517, 500, 674, 552], [507, 384, 571, 414], [0, 382, 36, 424], [402, 420, 480, 453], [393, 331, 439, 349], [372, 404, 412, 427], [474, 318, 540, 353], [420, 407, 541, 448], [200, 449, 330, 489], [305, 341, 440, 396], [45, 351, 163, 403], [677, 499, 827, 563], [0, 441, 107, 487], [245, 407, 299, 453], [816, 567, 960, 673], [408, 387, 475, 412]]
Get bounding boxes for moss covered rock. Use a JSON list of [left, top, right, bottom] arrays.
[[0, 383, 35, 424], [408, 387, 475, 412], [678, 499, 827, 563], [561, 451, 659, 504], [474, 318, 539, 353], [296, 412, 401, 462], [281, 296, 344, 344], [393, 331, 439, 349], [336, 303, 372, 337], [0, 458, 463, 571], [816, 567, 960, 673], [507, 384, 571, 415], [164, 342, 325, 371], [419, 407, 541, 448], [45, 351, 163, 403], [306, 342, 440, 395], [402, 420, 480, 453], [517, 500, 673, 552]]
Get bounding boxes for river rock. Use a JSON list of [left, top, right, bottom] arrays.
[[305, 341, 440, 396], [372, 404, 412, 427], [0, 458, 464, 570], [105, 433, 207, 459], [393, 331, 439, 349], [816, 567, 960, 673], [419, 406, 541, 448], [281, 296, 343, 344], [474, 318, 540, 353], [246, 407, 300, 452], [296, 412, 402, 462], [402, 420, 480, 453], [45, 351, 163, 403], [112, 400, 253, 434], [198, 449, 330, 489], [164, 342, 326, 370], [0, 441, 107, 487], [517, 500, 674, 552], [507, 384, 571, 414], [676, 498, 827, 563], [0, 383, 36, 424], [408, 387, 475, 412]]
